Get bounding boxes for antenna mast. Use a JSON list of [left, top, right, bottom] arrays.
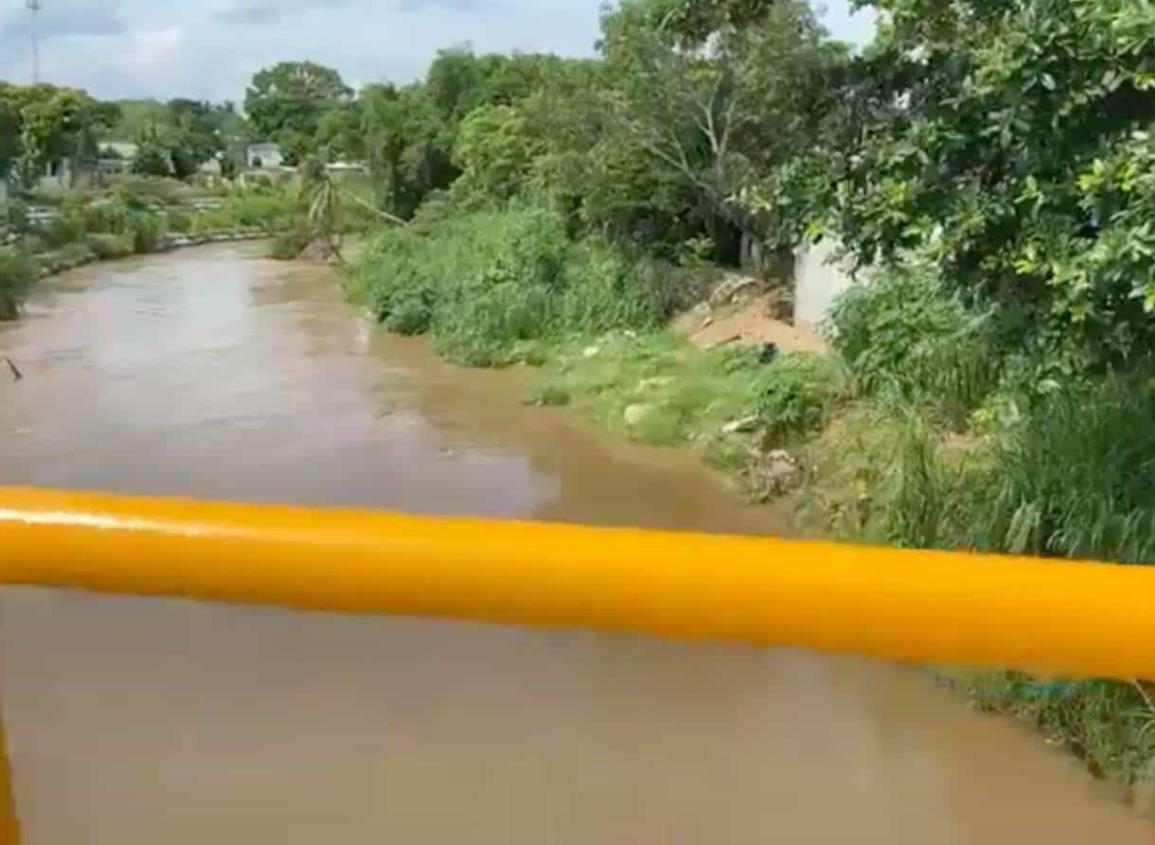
[[27, 0, 42, 84]]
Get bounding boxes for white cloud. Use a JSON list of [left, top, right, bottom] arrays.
[[121, 27, 186, 69], [0, 0, 877, 102]]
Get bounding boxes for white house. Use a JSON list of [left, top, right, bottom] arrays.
[[246, 142, 285, 170], [36, 157, 76, 192], [97, 142, 138, 176]]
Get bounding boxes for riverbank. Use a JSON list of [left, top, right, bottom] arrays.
[[349, 206, 1155, 818], [28, 228, 274, 279], [1, 178, 302, 319]]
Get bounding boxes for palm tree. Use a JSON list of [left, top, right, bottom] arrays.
[[299, 154, 342, 261]]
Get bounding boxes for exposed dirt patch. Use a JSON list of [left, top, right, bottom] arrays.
[[675, 291, 826, 354]]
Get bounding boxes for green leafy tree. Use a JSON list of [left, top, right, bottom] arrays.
[[0, 83, 117, 186], [131, 131, 172, 177], [596, 0, 839, 258], [165, 99, 224, 177], [424, 48, 506, 125], [315, 104, 363, 161], [359, 82, 452, 218], [821, 0, 1155, 365], [642, 0, 778, 45], [0, 98, 19, 176], [453, 104, 543, 200], [245, 61, 353, 164]]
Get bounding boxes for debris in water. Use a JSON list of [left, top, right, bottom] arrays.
[[4, 357, 22, 381]]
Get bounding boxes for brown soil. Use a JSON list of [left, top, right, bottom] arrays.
[[674, 292, 827, 354]]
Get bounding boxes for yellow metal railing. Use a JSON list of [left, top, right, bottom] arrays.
[[3, 484, 1155, 841]]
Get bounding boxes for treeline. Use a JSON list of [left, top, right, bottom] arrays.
[[312, 2, 845, 262], [0, 83, 118, 185], [0, 83, 249, 181]]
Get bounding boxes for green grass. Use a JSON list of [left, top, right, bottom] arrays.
[[189, 188, 297, 234], [830, 265, 1000, 430], [530, 332, 848, 502]]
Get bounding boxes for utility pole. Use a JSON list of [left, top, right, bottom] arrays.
[[27, 0, 42, 84]]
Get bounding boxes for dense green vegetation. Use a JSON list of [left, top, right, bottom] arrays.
[[350, 205, 690, 364], [0, 82, 117, 185], [245, 62, 354, 166]]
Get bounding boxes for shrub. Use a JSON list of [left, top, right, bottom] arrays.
[[5, 200, 29, 234], [0, 249, 36, 319], [55, 241, 97, 268], [192, 187, 298, 234], [560, 239, 692, 334], [829, 265, 998, 427], [128, 213, 164, 253], [269, 225, 310, 260], [166, 210, 193, 234], [111, 176, 190, 207], [758, 352, 848, 444], [81, 201, 134, 234], [42, 215, 85, 248], [384, 297, 432, 335], [352, 206, 569, 363], [87, 232, 135, 260], [351, 204, 697, 365]]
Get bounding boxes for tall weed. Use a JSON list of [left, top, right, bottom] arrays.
[[830, 266, 998, 427], [985, 376, 1155, 563]]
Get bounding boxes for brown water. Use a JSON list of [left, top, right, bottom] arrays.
[[0, 243, 1148, 843]]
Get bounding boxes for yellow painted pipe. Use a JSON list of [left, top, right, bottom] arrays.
[[0, 485, 1154, 679]]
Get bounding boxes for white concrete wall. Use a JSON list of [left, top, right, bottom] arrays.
[[793, 240, 855, 327]]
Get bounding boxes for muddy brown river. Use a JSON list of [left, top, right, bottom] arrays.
[[0, 243, 1149, 843]]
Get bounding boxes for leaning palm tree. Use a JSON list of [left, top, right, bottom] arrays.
[[299, 154, 342, 262]]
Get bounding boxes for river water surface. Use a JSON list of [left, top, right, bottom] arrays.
[[0, 243, 1149, 843]]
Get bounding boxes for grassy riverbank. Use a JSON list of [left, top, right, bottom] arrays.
[[350, 203, 1155, 813], [0, 178, 310, 316]]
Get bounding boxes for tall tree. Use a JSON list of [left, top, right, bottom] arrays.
[[597, 0, 840, 258], [244, 61, 352, 164], [165, 99, 224, 177], [0, 83, 117, 187], [823, 0, 1155, 364], [360, 82, 455, 218]]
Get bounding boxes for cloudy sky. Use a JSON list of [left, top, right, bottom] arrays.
[[0, 0, 876, 103]]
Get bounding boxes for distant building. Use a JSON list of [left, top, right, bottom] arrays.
[[326, 161, 369, 175], [37, 157, 76, 192], [247, 142, 285, 170], [97, 142, 138, 177]]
